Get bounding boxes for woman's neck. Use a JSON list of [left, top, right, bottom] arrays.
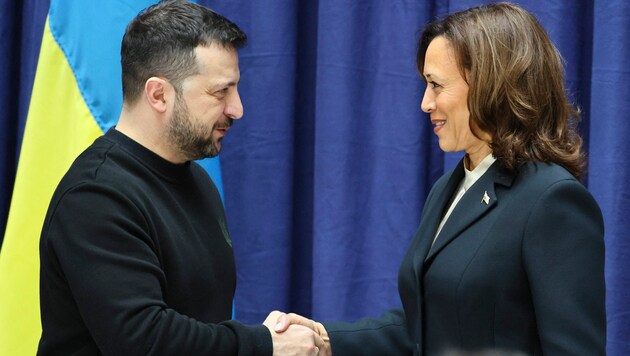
[[465, 146, 493, 171]]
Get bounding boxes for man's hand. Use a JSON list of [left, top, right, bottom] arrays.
[[264, 311, 331, 356]]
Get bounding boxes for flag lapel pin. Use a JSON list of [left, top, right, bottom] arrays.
[[482, 191, 490, 205]]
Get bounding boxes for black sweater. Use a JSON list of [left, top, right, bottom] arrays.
[[38, 128, 271, 355]]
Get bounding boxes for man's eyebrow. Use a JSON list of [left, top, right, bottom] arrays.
[[207, 79, 240, 91]]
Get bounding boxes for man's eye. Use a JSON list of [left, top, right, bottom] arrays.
[[429, 81, 441, 89], [215, 88, 228, 97]]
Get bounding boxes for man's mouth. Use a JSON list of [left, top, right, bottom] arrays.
[[215, 118, 233, 132], [215, 122, 231, 132]]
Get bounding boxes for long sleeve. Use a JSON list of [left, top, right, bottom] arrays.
[[323, 308, 414, 355]]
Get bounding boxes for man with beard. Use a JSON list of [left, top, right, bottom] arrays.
[[37, 1, 325, 355]]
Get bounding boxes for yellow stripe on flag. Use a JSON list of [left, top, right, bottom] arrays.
[[0, 18, 103, 355]]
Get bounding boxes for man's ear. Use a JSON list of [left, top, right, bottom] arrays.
[[144, 77, 170, 113]]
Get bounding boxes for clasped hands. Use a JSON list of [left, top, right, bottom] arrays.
[[263, 310, 331, 356]]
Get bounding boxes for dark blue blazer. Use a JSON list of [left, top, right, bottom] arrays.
[[325, 160, 605, 355]]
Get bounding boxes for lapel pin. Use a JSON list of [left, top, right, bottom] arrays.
[[482, 191, 490, 205]]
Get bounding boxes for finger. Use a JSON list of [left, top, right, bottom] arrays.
[[275, 312, 314, 333], [313, 332, 325, 351], [313, 346, 320, 356], [287, 313, 318, 331], [274, 313, 289, 332], [263, 310, 285, 330], [264, 310, 282, 322], [316, 339, 329, 356]]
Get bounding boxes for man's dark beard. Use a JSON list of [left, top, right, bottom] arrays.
[[167, 94, 231, 161]]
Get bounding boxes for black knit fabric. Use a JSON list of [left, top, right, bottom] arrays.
[[38, 128, 271, 355]]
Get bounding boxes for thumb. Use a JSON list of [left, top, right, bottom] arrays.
[[274, 313, 289, 333]]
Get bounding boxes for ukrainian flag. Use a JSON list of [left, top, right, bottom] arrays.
[[0, 1, 223, 354]]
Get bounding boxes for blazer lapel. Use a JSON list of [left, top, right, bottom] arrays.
[[411, 160, 465, 277], [405, 160, 466, 346], [424, 162, 513, 263]]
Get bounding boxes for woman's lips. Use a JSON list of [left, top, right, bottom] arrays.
[[432, 120, 445, 133]]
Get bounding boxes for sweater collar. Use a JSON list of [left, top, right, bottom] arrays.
[[105, 127, 192, 183]]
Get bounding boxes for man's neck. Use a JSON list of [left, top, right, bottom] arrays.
[[116, 109, 186, 164]]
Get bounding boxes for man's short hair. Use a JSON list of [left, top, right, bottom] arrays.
[[121, 0, 247, 104]]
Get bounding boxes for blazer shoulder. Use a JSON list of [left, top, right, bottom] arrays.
[[515, 161, 581, 190], [512, 161, 602, 225]]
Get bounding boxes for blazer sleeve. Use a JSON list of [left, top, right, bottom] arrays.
[[323, 308, 414, 355], [523, 179, 606, 355]]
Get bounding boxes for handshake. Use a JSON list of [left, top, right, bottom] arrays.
[[263, 311, 331, 356]]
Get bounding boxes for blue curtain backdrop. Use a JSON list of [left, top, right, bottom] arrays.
[[0, 0, 50, 246], [1, 1, 628, 354]]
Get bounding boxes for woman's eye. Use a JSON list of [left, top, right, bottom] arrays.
[[429, 81, 441, 89]]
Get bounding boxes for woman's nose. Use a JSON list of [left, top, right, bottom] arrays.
[[421, 86, 435, 113]]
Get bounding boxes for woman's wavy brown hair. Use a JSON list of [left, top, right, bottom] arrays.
[[417, 2, 585, 178]]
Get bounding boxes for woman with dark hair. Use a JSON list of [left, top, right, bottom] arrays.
[[273, 3, 605, 355]]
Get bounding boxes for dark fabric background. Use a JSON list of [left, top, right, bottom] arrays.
[[1, 1, 628, 354]]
